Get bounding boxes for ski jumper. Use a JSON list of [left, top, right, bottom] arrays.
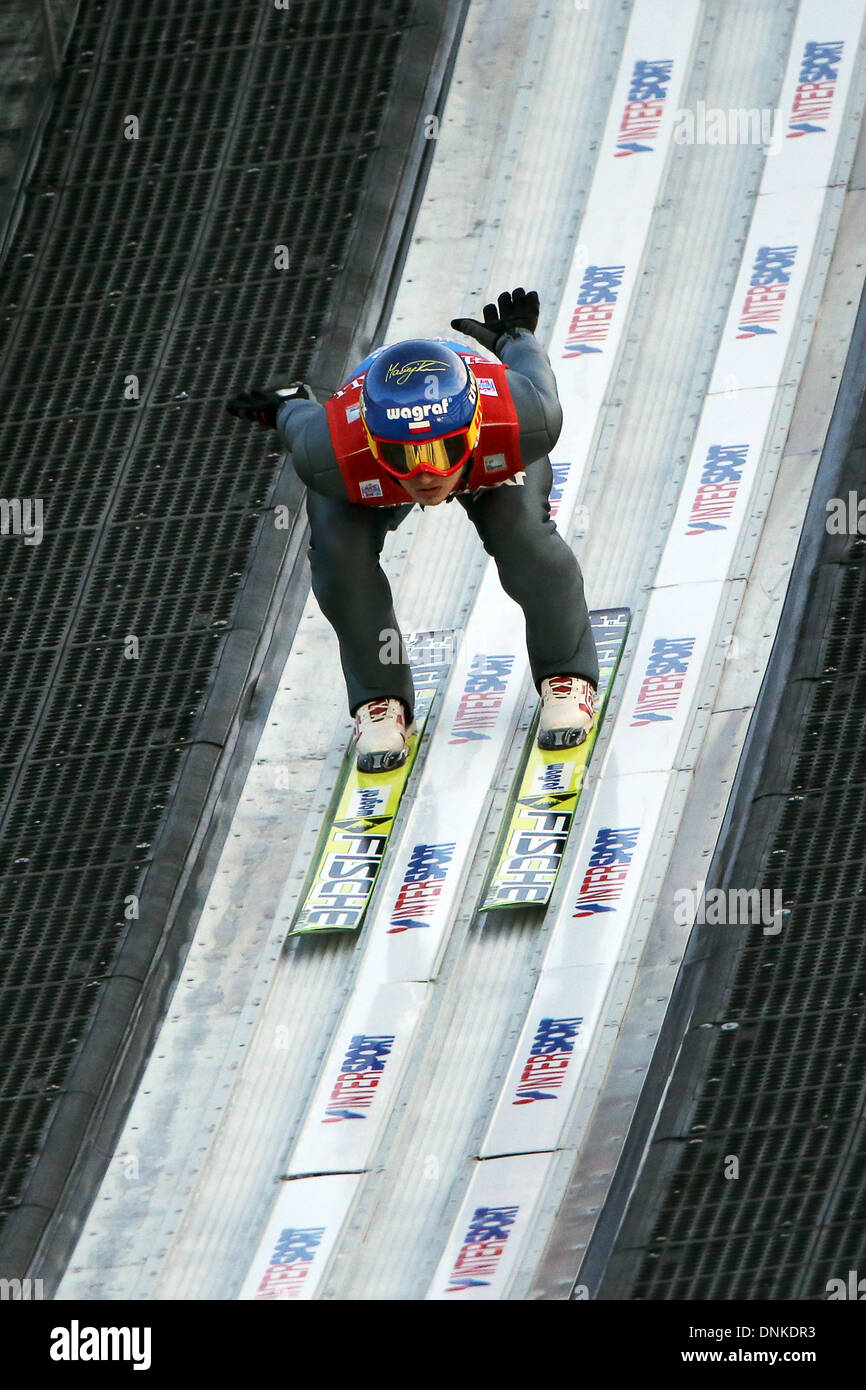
[[274, 330, 598, 718]]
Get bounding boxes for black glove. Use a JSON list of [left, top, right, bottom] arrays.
[[226, 383, 313, 429], [451, 287, 540, 351]]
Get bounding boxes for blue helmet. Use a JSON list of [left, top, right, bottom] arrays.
[[360, 339, 482, 478]]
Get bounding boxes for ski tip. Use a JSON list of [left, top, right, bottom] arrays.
[[480, 894, 551, 913]]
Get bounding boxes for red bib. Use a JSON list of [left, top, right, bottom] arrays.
[[325, 353, 523, 506]]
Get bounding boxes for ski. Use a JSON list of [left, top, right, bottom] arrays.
[[290, 631, 454, 935], [480, 608, 630, 911]]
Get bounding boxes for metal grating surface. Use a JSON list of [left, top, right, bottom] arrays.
[[596, 374, 866, 1300], [0, 0, 412, 1246]]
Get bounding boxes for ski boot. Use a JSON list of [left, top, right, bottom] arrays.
[[354, 698, 417, 773], [538, 676, 597, 750]]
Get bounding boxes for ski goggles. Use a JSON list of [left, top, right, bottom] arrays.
[[364, 397, 482, 480]]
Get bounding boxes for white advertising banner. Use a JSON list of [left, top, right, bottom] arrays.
[[238, 1174, 359, 1300], [289, 980, 427, 1175], [546, 769, 671, 971], [605, 582, 724, 776], [426, 1152, 554, 1299], [761, 0, 865, 196], [655, 387, 778, 587], [480, 965, 609, 1158], [710, 185, 826, 393], [549, 0, 701, 524]]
